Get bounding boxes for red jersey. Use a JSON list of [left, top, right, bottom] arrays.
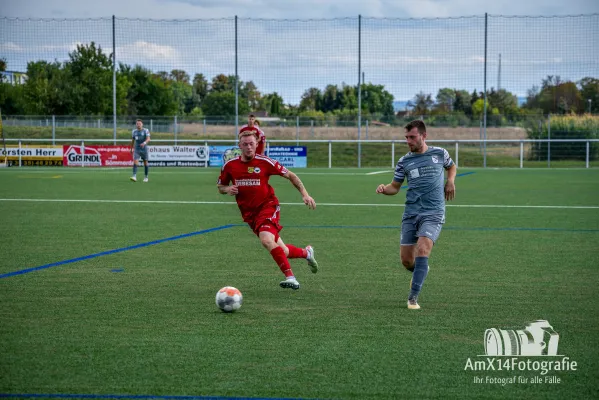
[[239, 125, 266, 155], [217, 154, 288, 222]]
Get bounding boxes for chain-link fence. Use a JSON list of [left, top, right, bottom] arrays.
[[1, 14, 598, 166]]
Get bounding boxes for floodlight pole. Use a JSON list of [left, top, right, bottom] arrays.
[[483, 13, 488, 168], [235, 16, 239, 140], [112, 15, 117, 145], [357, 14, 362, 168]]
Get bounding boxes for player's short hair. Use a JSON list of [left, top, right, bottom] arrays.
[[248, 114, 256, 118], [239, 130, 259, 141], [254, 119, 261, 126], [136, 119, 143, 123], [405, 119, 426, 134]]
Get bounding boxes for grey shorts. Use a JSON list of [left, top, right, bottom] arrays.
[[400, 213, 445, 246], [133, 148, 149, 161]]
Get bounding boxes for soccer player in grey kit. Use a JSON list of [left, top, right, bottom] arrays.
[[130, 119, 150, 182], [376, 120, 456, 310]]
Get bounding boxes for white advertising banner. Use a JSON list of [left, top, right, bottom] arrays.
[[147, 145, 209, 167]]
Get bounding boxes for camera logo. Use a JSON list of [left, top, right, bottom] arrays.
[[484, 320, 559, 356]]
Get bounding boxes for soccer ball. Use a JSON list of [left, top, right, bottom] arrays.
[[215, 286, 243, 313]]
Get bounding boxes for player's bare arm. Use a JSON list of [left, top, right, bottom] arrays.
[[444, 164, 457, 201], [376, 180, 402, 195], [282, 171, 316, 210], [130, 138, 135, 153], [217, 184, 238, 196], [141, 135, 150, 148]]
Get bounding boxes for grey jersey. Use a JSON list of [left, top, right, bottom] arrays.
[[132, 128, 150, 149], [393, 146, 454, 216]]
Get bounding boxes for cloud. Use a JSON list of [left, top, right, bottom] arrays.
[[118, 41, 181, 64], [2, 0, 598, 19], [1, 1, 597, 102], [0, 42, 24, 52]]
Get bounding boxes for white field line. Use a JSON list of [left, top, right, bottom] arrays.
[[0, 198, 597, 209]]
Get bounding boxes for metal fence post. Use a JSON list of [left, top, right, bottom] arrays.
[[455, 141, 459, 167], [520, 140, 524, 168], [586, 141, 590, 169], [310, 120, 314, 137], [391, 141, 395, 168], [296, 116, 299, 145], [547, 114, 551, 168], [174, 115, 178, 144], [205, 141, 208, 168], [52, 115, 56, 145], [365, 119, 369, 140], [203, 119, 206, 135], [328, 140, 332, 169], [18, 139, 22, 167], [81, 140, 85, 168]]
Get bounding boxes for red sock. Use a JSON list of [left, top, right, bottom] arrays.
[[270, 246, 294, 278], [286, 244, 307, 259]]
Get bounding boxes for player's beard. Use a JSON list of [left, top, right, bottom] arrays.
[[409, 138, 424, 153]]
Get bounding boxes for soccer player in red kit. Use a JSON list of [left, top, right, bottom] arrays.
[[239, 114, 266, 155], [217, 130, 318, 290], [254, 118, 266, 155]]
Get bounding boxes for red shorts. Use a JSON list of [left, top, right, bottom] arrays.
[[248, 203, 282, 242]]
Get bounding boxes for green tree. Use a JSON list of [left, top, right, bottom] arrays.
[[434, 88, 455, 112], [299, 87, 322, 112], [120, 64, 177, 116], [0, 58, 6, 83], [170, 69, 190, 84], [63, 42, 115, 115], [578, 77, 599, 113], [170, 80, 194, 115], [211, 74, 232, 92], [321, 84, 339, 113], [192, 73, 208, 103], [471, 89, 479, 106], [0, 81, 25, 114], [267, 92, 284, 115], [487, 88, 518, 116], [360, 83, 394, 118], [408, 91, 434, 115], [239, 80, 261, 111], [471, 98, 485, 119], [527, 75, 583, 114], [339, 84, 357, 111], [21, 60, 67, 114], [453, 90, 472, 116]]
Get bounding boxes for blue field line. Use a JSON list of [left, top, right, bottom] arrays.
[[0, 225, 236, 279], [401, 171, 474, 188], [283, 224, 599, 233], [0, 394, 308, 400]]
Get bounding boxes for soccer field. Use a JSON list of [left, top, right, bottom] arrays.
[[1, 167, 598, 400]]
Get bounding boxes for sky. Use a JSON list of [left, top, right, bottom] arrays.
[[2, 0, 599, 20], [1, 1, 599, 105]]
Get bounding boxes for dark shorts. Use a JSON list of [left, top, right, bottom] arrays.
[[400, 213, 445, 246], [248, 204, 282, 242]]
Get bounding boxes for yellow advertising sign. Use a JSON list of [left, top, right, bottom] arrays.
[[1, 145, 63, 166]]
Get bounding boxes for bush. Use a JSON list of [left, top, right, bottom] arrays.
[[527, 115, 599, 161]]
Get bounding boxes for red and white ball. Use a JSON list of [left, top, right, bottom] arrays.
[[215, 286, 243, 312]]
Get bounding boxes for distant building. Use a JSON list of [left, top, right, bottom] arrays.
[[0, 71, 28, 85]]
